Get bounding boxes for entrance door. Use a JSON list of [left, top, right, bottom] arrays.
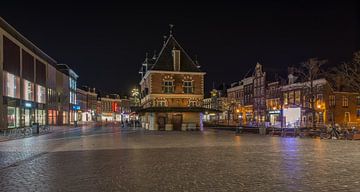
[[172, 114, 183, 131], [158, 116, 166, 131]]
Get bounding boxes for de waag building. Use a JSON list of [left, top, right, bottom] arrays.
[[0, 17, 78, 129], [138, 31, 209, 131]]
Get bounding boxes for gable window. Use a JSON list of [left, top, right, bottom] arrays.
[[342, 96, 348, 107], [183, 81, 193, 94]]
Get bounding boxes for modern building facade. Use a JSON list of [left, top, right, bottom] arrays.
[[0, 17, 77, 129], [138, 32, 205, 131]]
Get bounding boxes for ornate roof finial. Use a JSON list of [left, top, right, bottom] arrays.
[[169, 24, 174, 36], [195, 55, 200, 69]]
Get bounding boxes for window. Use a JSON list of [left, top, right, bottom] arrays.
[[295, 90, 301, 105], [357, 96, 360, 106], [70, 91, 76, 104], [36, 85, 46, 104], [329, 95, 335, 107], [357, 109, 360, 118], [289, 91, 294, 104], [70, 78, 77, 90], [283, 93, 288, 105], [156, 100, 167, 107], [183, 81, 193, 94], [317, 94, 323, 107], [189, 100, 197, 107], [345, 112, 350, 122], [162, 80, 174, 93], [23, 79, 34, 101], [4, 72, 20, 98], [342, 96, 348, 107]]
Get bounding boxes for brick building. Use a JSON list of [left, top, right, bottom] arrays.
[[138, 32, 205, 131]]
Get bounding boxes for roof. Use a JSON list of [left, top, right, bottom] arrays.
[[149, 35, 201, 72], [0, 17, 57, 66]]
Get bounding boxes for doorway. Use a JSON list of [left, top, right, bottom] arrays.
[[172, 114, 183, 131], [158, 116, 166, 131]]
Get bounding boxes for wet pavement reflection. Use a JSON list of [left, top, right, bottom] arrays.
[[0, 126, 359, 191]]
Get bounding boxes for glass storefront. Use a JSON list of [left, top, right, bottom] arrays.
[[36, 109, 46, 125], [48, 109, 58, 125], [7, 106, 20, 128]]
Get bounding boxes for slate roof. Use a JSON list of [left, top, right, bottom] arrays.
[[149, 35, 201, 72]]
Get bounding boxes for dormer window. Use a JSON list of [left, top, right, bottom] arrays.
[[172, 49, 180, 71]]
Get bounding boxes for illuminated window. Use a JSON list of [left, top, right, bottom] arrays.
[[4, 72, 20, 98], [36, 85, 46, 104], [183, 81, 193, 94], [283, 92, 288, 105], [289, 91, 294, 104], [162, 80, 174, 93], [329, 95, 335, 107], [23, 79, 34, 101], [342, 96, 348, 107], [317, 94, 323, 106], [295, 90, 301, 105]]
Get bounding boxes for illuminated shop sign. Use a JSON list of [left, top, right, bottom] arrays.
[[72, 105, 80, 110], [24, 102, 32, 108], [269, 110, 281, 114]]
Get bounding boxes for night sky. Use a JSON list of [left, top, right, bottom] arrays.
[[1, 1, 360, 96]]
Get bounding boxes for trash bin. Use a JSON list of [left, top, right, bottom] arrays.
[[32, 123, 39, 134]]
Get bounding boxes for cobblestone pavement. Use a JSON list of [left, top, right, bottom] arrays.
[[0, 126, 360, 192]]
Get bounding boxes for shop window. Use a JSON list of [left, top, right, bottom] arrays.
[[7, 107, 19, 128]]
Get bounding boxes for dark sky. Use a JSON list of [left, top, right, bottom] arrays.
[[1, 1, 360, 96]]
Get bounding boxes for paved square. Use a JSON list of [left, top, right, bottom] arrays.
[[0, 127, 359, 191]]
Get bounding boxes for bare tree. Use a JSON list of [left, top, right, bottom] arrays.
[[337, 51, 360, 94], [296, 58, 327, 129]]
